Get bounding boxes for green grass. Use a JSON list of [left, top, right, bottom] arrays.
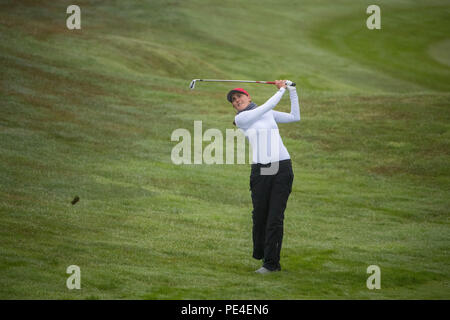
[[0, 0, 449, 299]]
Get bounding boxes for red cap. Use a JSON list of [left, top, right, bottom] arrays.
[[227, 88, 250, 102]]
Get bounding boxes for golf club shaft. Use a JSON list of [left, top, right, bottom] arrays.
[[197, 79, 275, 84], [189, 79, 296, 89]]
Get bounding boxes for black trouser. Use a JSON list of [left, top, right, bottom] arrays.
[[249, 159, 294, 271]]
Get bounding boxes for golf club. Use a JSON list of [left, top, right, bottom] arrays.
[[189, 79, 296, 90]]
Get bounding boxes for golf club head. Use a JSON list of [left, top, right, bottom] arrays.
[[189, 79, 197, 90]]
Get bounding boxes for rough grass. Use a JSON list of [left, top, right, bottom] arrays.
[[0, 0, 449, 299]]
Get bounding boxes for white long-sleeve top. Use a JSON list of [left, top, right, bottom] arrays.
[[234, 86, 300, 164]]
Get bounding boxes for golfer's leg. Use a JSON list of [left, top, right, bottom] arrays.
[[250, 173, 271, 260], [263, 165, 293, 270]]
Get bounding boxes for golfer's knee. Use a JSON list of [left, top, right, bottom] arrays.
[[267, 222, 283, 233]]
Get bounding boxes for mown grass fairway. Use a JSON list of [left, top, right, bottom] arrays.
[[0, 0, 449, 299]]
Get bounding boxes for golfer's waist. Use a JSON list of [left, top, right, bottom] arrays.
[[251, 159, 291, 168]]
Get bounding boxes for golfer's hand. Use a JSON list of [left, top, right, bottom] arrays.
[[275, 80, 287, 89]]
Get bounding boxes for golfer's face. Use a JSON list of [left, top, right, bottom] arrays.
[[231, 93, 251, 111]]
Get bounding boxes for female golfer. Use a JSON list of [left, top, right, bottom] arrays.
[[228, 80, 300, 273]]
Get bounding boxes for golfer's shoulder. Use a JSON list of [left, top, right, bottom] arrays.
[[234, 114, 251, 129], [233, 114, 243, 128]]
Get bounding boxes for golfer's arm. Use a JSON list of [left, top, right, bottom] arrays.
[[235, 88, 286, 127], [272, 87, 300, 123]]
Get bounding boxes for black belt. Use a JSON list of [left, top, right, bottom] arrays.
[[251, 159, 291, 168]]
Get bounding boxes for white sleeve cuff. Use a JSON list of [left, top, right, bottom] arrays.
[[287, 86, 297, 91]]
